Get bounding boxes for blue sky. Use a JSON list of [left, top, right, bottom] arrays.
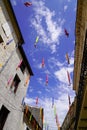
[[11, 0, 77, 129]]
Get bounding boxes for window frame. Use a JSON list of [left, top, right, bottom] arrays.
[[0, 105, 10, 130], [10, 74, 21, 94], [0, 35, 3, 44], [20, 61, 26, 74]]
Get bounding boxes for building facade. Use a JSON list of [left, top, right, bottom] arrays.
[[61, 99, 76, 130], [73, 0, 87, 129], [23, 105, 43, 130], [0, 1, 33, 130]]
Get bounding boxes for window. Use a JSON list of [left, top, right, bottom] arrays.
[[85, 30, 87, 45], [26, 127, 29, 130], [10, 74, 21, 94], [20, 61, 26, 73], [0, 35, 3, 44], [0, 105, 10, 130]]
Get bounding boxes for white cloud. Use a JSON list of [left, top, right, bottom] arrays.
[[40, 96, 69, 127], [74, 6, 76, 12], [54, 67, 68, 84], [24, 0, 76, 128], [67, 67, 73, 73], [50, 44, 57, 53], [24, 91, 75, 128], [54, 66, 73, 85], [64, 5, 68, 12], [44, 69, 50, 75], [42, 93, 75, 126], [24, 97, 35, 105], [69, 50, 74, 66], [58, 18, 65, 25], [48, 57, 64, 69], [36, 63, 42, 69], [37, 77, 43, 84], [56, 61, 64, 67], [11, 0, 17, 6], [31, 0, 63, 48], [38, 91, 42, 94], [67, 0, 71, 2], [31, 59, 42, 70], [70, 57, 74, 66], [28, 88, 33, 93]]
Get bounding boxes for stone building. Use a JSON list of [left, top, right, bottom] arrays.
[[0, 1, 33, 130], [23, 105, 44, 130], [61, 99, 76, 130], [73, 0, 87, 129]]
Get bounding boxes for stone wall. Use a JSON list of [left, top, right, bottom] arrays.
[[74, 0, 87, 92], [0, 1, 30, 130]]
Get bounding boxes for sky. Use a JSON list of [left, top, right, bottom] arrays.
[[11, 0, 77, 129]]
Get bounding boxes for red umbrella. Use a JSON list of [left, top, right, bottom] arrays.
[[42, 58, 45, 68]]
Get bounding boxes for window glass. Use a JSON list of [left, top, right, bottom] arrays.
[[0, 35, 3, 43], [10, 74, 21, 94], [0, 105, 10, 130], [20, 61, 26, 73]]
